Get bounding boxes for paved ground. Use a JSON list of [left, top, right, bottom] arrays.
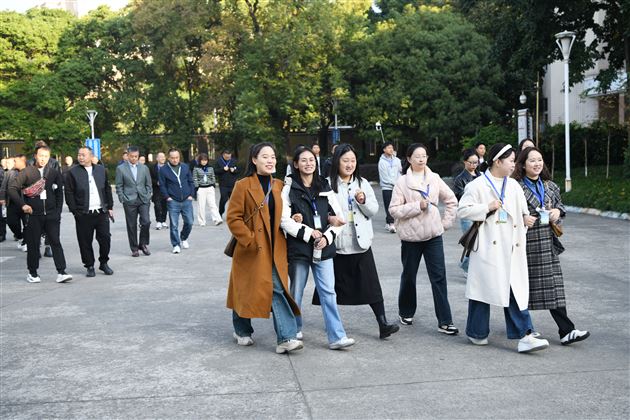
[[1, 186, 629, 419]]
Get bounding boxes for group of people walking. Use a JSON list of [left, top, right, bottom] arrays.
[[226, 140, 589, 355], [0, 143, 238, 281]]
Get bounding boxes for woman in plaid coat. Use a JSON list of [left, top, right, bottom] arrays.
[[513, 146, 590, 346]]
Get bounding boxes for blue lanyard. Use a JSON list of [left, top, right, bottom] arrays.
[[347, 191, 353, 211], [220, 157, 230, 167], [419, 184, 430, 199], [483, 172, 507, 204], [310, 196, 319, 216], [523, 178, 545, 206]]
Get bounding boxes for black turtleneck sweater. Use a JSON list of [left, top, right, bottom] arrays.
[[257, 174, 275, 246]]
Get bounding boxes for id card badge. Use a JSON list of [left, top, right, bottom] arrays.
[[203, 174, 208, 183], [40, 189, 47, 200], [498, 208, 508, 223], [539, 209, 550, 225], [346, 211, 354, 223], [313, 213, 323, 230]]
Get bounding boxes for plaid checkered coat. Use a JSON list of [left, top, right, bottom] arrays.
[[519, 179, 566, 310]]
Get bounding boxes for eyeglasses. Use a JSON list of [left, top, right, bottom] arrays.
[[466, 161, 479, 165]]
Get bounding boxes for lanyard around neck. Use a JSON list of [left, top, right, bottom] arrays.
[[523, 177, 545, 206], [484, 172, 507, 204]]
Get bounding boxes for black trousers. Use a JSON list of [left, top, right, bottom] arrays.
[[153, 196, 168, 223], [0, 204, 5, 239], [218, 186, 233, 216], [75, 212, 110, 268], [382, 189, 394, 224], [7, 203, 27, 240], [123, 201, 150, 251], [24, 213, 66, 274], [550, 307, 575, 338], [399, 237, 453, 325]]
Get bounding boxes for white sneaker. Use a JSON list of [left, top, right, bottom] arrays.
[[56, 273, 73, 283], [560, 329, 590, 345], [329, 336, 355, 350], [172, 246, 181, 254], [233, 332, 254, 346], [468, 336, 488, 345], [518, 334, 549, 353], [162, 222, 168, 228], [296, 331, 304, 340], [276, 339, 304, 354], [155, 222, 162, 230], [21, 244, 28, 252], [26, 273, 41, 283], [16, 242, 22, 249], [214, 220, 223, 226], [199, 223, 206, 227], [390, 225, 397, 233], [181, 240, 189, 249]]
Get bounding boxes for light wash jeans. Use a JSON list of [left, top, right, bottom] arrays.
[[459, 218, 473, 273], [289, 258, 347, 344], [167, 199, 194, 247], [232, 265, 298, 344]]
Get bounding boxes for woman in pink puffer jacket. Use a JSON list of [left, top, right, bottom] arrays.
[[389, 143, 459, 336]]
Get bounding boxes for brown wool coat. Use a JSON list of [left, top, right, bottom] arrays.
[[226, 174, 300, 319]]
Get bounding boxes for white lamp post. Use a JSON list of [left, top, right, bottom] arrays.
[[555, 30, 576, 192], [86, 110, 98, 139]]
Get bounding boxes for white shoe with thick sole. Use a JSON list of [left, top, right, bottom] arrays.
[[276, 339, 304, 354], [296, 331, 304, 340], [172, 246, 181, 254], [181, 240, 189, 249], [468, 336, 488, 345], [329, 337, 355, 350], [26, 273, 41, 283], [56, 273, 73, 283], [518, 334, 549, 353], [233, 332, 254, 346]]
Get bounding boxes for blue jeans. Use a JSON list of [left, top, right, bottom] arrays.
[[466, 289, 534, 340], [399, 236, 453, 325], [167, 199, 194, 247], [459, 219, 473, 273], [289, 258, 347, 344], [232, 266, 298, 344]]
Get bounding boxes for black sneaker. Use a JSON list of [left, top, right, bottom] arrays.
[[438, 324, 459, 335], [399, 316, 413, 326], [86, 267, 96, 277]]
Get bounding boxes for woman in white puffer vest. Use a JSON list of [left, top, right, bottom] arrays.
[[389, 143, 459, 336]]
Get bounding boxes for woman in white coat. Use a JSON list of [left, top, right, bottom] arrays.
[[457, 143, 550, 353], [323, 144, 400, 339]]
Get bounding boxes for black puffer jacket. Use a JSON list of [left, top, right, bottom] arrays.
[[283, 174, 342, 262]]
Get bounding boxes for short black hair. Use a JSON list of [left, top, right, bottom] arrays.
[[382, 141, 394, 152], [474, 142, 486, 148], [127, 145, 140, 154]]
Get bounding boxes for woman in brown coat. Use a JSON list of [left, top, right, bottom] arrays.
[[226, 142, 303, 354]]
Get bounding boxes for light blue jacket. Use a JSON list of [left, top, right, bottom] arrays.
[[378, 154, 402, 190]]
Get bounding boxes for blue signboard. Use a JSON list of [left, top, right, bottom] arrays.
[[332, 128, 340, 144], [85, 138, 101, 160]]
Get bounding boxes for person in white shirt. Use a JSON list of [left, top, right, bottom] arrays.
[[377, 141, 402, 233], [64, 146, 114, 277]]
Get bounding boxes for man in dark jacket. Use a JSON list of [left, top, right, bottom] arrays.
[[65, 146, 114, 277], [214, 150, 238, 216], [8, 145, 72, 283], [0, 154, 27, 247], [159, 148, 195, 254]]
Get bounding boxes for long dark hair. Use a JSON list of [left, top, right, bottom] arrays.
[[244, 142, 276, 177], [512, 146, 551, 181], [479, 143, 514, 172], [292, 147, 323, 193], [401, 143, 428, 173], [329, 143, 362, 193]]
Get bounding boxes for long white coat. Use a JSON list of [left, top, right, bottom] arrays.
[[457, 172, 531, 310]]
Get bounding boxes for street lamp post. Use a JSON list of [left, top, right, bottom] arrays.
[[555, 30, 576, 192], [86, 110, 98, 139]]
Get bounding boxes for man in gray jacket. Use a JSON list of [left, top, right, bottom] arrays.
[[115, 146, 152, 257], [377, 142, 402, 233]]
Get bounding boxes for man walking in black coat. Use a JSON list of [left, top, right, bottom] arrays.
[[8, 145, 72, 283], [64, 146, 114, 277], [214, 150, 238, 216]]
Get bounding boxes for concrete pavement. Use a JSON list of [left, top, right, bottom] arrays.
[[1, 186, 629, 419]]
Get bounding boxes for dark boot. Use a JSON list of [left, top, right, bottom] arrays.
[[377, 315, 400, 339]]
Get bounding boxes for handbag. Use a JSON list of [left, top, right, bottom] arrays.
[[22, 177, 46, 198], [550, 222, 563, 237], [224, 185, 273, 257], [458, 210, 495, 262]]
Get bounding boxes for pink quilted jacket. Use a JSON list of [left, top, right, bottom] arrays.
[[389, 167, 457, 242]]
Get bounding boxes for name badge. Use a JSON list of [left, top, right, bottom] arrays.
[[539, 209, 550, 225], [498, 208, 508, 223], [313, 214, 323, 230], [40, 189, 47, 200], [346, 211, 354, 223]]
